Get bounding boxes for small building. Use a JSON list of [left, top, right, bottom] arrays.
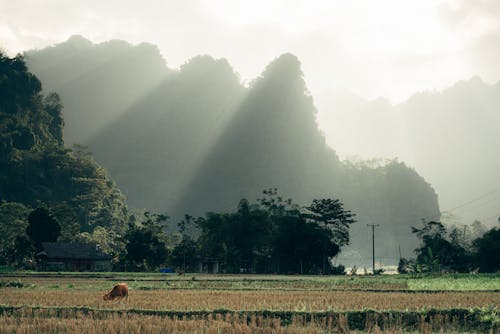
[[196, 257, 222, 274], [36, 242, 112, 272]]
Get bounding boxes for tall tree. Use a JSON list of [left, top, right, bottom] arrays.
[[303, 198, 356, 246], [124, 212, 169, 271], [26, 207, 61, 249]]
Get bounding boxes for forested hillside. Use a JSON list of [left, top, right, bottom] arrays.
[[0, 52, 129, 261], [24, 37, 441, 263]]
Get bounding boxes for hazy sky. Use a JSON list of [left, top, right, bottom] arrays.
[[1, 0, 499, 103]]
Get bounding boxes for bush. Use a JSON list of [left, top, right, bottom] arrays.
[[0, 280, 33, 288], [329, 264, 346, 275]]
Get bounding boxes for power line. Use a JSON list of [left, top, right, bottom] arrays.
[[420, 186, 500, 222], [475, 213, 500, 224], [443, 187, 500, 213], [452, 193, 500, 212]]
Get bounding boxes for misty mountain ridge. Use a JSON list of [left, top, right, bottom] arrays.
[[24, 36, 444, 265], [24, 35, 170, 144], [318, 76, 500, 227]]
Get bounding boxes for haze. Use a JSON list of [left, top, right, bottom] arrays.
[[2, 0, 499, 103], [1, 0, 499, 227]]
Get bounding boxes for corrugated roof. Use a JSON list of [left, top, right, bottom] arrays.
[[40, 242, 111, 260]]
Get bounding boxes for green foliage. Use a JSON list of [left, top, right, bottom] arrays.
[[410, 220, 500, 273], [473, 228, 500, 273], [0, 54, 41, 115], [26, 207, 60, 249], [195, 190, 352, 274], [0, 202, 30, 265], [76, 226, 125, 259], [397, 257, 413, 274], [170, 236, 200, 272], [411, 220, 473, 273], [50, 203, 79, 242], [303, 198, 356, 246], [0, 280, 34, 288], [0, 52, 129, 265], [124, 212, 170, 271]]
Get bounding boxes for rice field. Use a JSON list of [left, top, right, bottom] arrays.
[[0, 273, 498, 333]]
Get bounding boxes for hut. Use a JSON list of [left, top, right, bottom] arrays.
[[36, 242, 112, 272]]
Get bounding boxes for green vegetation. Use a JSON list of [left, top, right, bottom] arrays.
[[0, 52, 129, 266], [398, 220, 500, 274], [407, 275, 500, 291], [0, 305, 496, 332], [1, 272, 498, 292]]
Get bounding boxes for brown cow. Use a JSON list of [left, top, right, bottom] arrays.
[[103, 283, 128, 301]]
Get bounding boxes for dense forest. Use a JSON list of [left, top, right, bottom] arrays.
[[25, 37, 441, 264]]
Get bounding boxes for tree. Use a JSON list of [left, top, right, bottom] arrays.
[[123, 212, 169, 271], [11, 235, 34, 268], [51, 203, 80, 242], [473, 227, 500, 272], [303, 198, 356, 246], [411, 220, 472, 273], [0, 202, 31, 266], [272, 214, 340, 274], [26, 207, 61, 250], [257, 188, 299, 217], [170, 236, 200, 272], [0, 201, 30, 265], [0, 52, 129, 241], [43, 92, 64, 144], [194, 192, 353, 274], [0, 53, 41, 115]]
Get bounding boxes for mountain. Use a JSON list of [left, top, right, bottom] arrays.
[[174, 54, 341, 216], [24, 35, 169, 144], [88, 54, 244, 210], [317, 77, 500, 227], [24, 37, 441, 264]]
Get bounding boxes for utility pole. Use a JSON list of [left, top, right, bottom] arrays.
[[367, 224, 380, 274]]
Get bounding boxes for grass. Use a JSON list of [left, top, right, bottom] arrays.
[[0, 272, 498, 333], [407, 274, 500, 291], [3, 272, 499, 292], [0, 306, 496, 333], [0, 289, 497, 311]]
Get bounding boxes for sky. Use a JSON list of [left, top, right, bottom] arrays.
[[1, 0, 499, 105]]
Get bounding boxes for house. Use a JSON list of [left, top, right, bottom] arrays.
[[36, 242, 112, 272]]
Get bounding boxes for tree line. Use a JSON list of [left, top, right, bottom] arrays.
[[0, 189, 356, 274], [399, 220, 499, 274]]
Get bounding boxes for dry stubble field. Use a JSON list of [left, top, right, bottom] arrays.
[[0, 273, 498, 333]]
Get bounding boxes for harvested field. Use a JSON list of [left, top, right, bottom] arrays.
[[0, 289, 497, 311], [0, 273, 498, 333]]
